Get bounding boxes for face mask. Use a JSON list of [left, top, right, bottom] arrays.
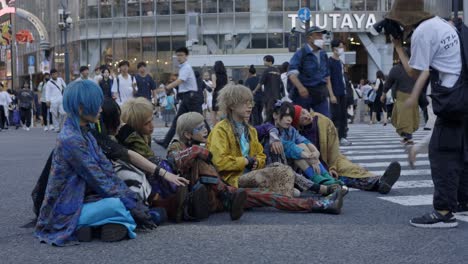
[[313, 39, 325, 49], [336, 48, 345, 55], [45, 78, 50, 82]]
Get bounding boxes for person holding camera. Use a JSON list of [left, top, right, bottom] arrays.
[[387, 0, 467, 228], [288, 26, 335, 118]]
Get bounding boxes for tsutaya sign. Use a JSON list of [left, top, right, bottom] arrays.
[[288, 12, 384, 32]]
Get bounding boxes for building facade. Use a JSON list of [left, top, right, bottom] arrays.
[[12, 0, 452, 86]]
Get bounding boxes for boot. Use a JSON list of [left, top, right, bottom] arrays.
[[220, 189, 247, 221], [378, 161, 401, 194], [184, 184, 210, 221], [152, 186, 188, 223], [309, 189, 344, 214]]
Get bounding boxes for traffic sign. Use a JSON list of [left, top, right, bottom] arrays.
[[28, 66, 35, 74], [297, 7, 311, 23], [28, 55, 35, 66]]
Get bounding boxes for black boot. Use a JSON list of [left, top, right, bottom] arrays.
[[184, 184, 210, 221], [309, 189, 344, 214], [221, 189, 247, 221], [378, 161, 401, 194]]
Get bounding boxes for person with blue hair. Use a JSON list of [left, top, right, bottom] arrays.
[[35, 80, 157, 246]]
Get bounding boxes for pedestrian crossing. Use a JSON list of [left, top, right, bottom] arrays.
[[343, 124, 468, 222]]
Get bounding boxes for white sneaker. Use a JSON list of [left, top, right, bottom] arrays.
[[339, 138, 352, 146], [49, 125, 54, 130], [26, 127, 30, 131], [44, 126, 48, 131]]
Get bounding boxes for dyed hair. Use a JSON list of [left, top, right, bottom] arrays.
[[217, 84, 253, 118], [176, 112, 205, 144], [120, 97, 153, 135], [63, 80, 103, 129], [270, 100, 295, 123], [101, 98, 121, 136]]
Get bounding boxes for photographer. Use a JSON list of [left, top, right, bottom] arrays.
[[386, 0, 467, 228]]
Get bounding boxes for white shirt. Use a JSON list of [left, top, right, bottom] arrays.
[[0, 91, 12, 106], [177, 61, 197, 93], [409, 16, 461, 88], [45, 78, 66, 103], [111, 74, 137, 105]]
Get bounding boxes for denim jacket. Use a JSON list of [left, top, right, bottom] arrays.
[[288, 44, 330, 88]]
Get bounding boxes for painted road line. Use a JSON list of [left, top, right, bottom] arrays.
[[454, 212, 468, 223], [341, 145, 409, 150], [358, 160, 430, 168], [348, 154, 428, 161], [342, 149, 413, 155], [391, 180, 433, 189], [369, 169, 431, 176], [378, 194, 433, 206]]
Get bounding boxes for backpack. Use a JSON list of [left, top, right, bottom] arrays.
[[113, 160, 152, 202]]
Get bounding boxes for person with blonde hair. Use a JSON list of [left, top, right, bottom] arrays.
[[207, 84, 343, 214], [117, 97, 210, 222]]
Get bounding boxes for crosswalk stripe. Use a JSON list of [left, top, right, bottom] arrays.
[[358, 160, 430, 168], [392, 180, 434, 189], [343, 149, 413, 154], [378, 194, 433, 206], [341, 145, 409, 150], [348, 154, 428, 161], [369, 169, 431, 176]]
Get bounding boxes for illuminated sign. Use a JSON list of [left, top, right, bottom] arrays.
[[287, 12, 384, 32]]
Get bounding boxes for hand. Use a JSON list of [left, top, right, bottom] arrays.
[[391, 36, 402, 49], [329, 169, 339, 179], [298, 87, 309, 98], [380, 95, 386, 103], [330, 95, 337, 104], [270, 141, 284, 155], [404, 94, 418, 109], [312, 162, 321, 175], [163, 171, 189, 186]]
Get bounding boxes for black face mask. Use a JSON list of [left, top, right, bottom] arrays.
[[45, 78, 50, 82]]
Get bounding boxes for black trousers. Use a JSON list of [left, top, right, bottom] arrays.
[[20, 107, 32, 127], [330, 95, 348, 140], [162, 91, 204, 147], [251, 100, 264, 126], [429, 117, 468, 212], [41, 102, 53, 125], [0, 106, 5, 129]]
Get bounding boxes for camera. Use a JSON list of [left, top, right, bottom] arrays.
[[370, 19, 404, 40]]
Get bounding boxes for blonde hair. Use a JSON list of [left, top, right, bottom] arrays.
[[217, 84, 253, 117], [120, 97, 153, 134], [176, 112, 205, 144]]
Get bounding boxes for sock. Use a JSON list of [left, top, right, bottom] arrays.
[[303, 167, 316, 179]]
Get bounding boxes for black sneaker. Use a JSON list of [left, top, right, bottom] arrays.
[[410, 211, 458, 228], [228, 189, 247, 221], [76, 226, 93, 242], [100, 223, 128, 242], [457, 203, 468, 213], [378, 161, 401, 194], [185, 184, 210, 221]]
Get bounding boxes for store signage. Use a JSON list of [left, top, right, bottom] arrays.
[[288, 12, 383, 32]]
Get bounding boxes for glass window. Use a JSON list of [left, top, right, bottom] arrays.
[[87, 0, 99, 18], [80, 40, 87, 67], [142, 0, 154, 16], [219, 0, 233, 13], [235, 0, 249, 12], [100, 0, 112, 18], [306, 0, 319, 11], [127, 38, 142, 71], [100, 39, 113, 66], [203, 0, 217, 13], [351, 0, 365, 11], [334, 0, 351, 10], [268, 33, 283, 48], [317, 0, 334, 11], [268, 0, 282, 11], [251, 33, 267, 49], [172, 36, 186, 51], [79, 0, 86, 19], [187, 0, 201, 13], [88, 40, 100, 70], [366, 0, 381, 11], [268, 13, 282, 30], [284, 0, 299, 11], [142, 37, 156, 64], [250, 1, 267, 31], [156, 0, 170, 15], [113, 0, 125, 17], [157, 36, 171, 52], [127, 0, 141, 16], [172, 0, 185, 14]]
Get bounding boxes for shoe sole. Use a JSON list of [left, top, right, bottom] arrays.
[[230, 190, 247, 221], [378, 161, 401, 194], [409, 220, 458, 228], [175, 186, 188, 223], [100, 224, 128, 242], [76, 227, 93, 242], [190, 185, 210, 220], [325, 190, 344, 215]]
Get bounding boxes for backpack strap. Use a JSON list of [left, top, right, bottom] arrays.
[[117, 76, 121, 102]]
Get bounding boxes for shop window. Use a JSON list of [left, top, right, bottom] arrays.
[[172, 36, 186, 51], [156, 0, 170, 15], [219, 0, 233, 13], [80, 0, 86, 19], [203, 0, 218, 13], [113, 0, 125, 17], [268, 33, 284, 48], [366, 0, 380, 11], [268, 0, 282, 11], [113, 38, 127, 62], [172, 0, 185, 14], [157, 36, 171, 51], [351, 0, 365, 11], [100, 0, 112, 18], [187, 0, 201, 13], [251, 34, 267, 49], [285, 0, 299, 11], [100, 39, 113, 66], [235, 0, 249, 12], [127, 38, 142, 72], [127, 0, 141, 16], [87, 0, 99, 18], [142, 0, 154, 16]]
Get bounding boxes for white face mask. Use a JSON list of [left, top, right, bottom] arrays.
[[313, 39, 325, 49], [336, 48, 345, 55]]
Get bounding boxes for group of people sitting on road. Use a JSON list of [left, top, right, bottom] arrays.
[[32, 80, 401, 246]]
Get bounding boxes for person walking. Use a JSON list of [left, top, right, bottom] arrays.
[[370, 71, 387, 126], [37, 73, 53, 131], [245, 65, 262, 126], [253, 55, 284, 115], [390, 0, 468, 228], [75, 66, 91, 82], [0, 83, 11, 131], [112, 61, 137, 106], [329, 39, 352, 146], [211, 61, 228, 124], [289, 26, 334, 118], [99, 68, 113, 99], [381, 54, 418, 145], [17, 81, 34, 131], [155, 47, 203, 148], [134, 61, 157, 101], [44, 69, 67, 132]]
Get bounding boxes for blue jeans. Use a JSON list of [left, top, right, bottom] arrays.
[[293, 95, 330, 118]]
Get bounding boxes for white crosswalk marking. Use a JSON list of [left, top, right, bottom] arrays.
[[344, 124, 467, 223]]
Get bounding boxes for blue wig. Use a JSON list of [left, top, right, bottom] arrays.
[[63, 80, 104, 129]]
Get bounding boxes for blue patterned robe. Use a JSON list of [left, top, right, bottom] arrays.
[[35, 118, 138, 246]]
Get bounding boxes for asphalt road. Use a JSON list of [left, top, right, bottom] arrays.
[[0, 124, 467, 264]]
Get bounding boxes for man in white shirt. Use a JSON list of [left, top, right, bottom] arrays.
[[75, 66, 91, 82], [111, 60, 137, 106], [155, 47, 204, 148], [44, 69, 67, 132], [389, 0, 467, 228]]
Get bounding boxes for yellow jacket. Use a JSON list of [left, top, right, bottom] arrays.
[[207, 119, 266, 187]]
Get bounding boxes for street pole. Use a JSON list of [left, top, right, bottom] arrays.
[[64, 25, 70, 84], [305, 0, 311, 33]]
